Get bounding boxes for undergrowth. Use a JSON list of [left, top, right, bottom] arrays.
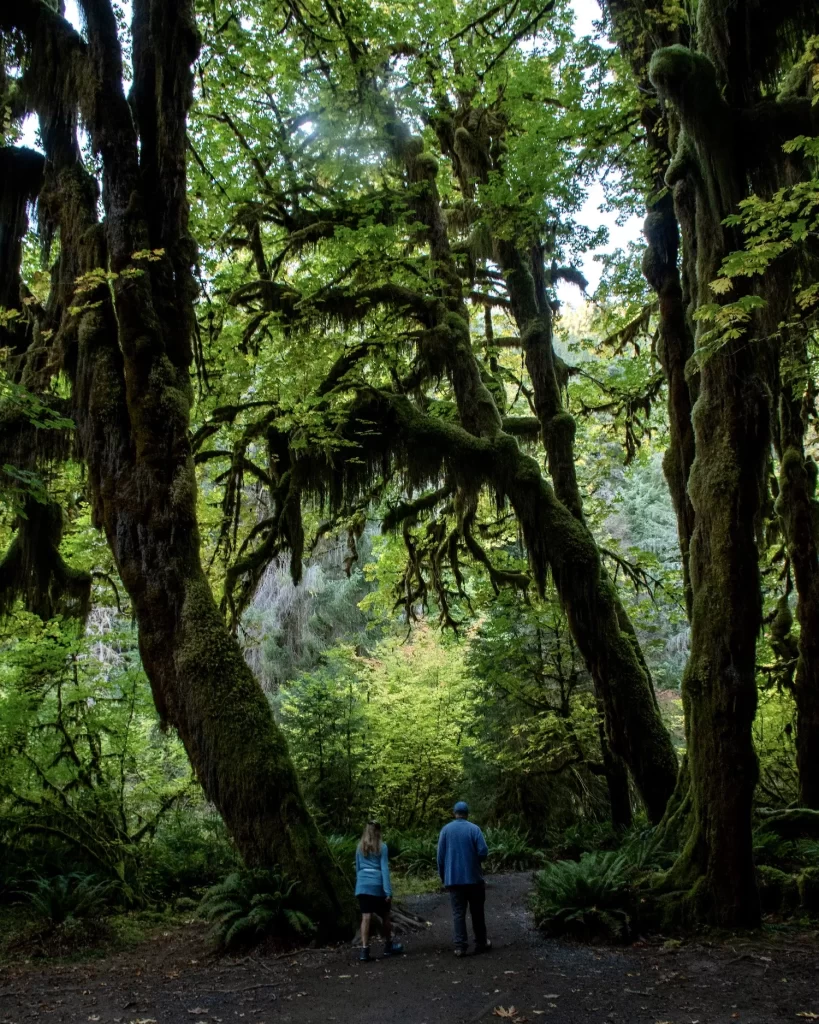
[[198, 868, 316, 951], [531, 831, 674, 942]]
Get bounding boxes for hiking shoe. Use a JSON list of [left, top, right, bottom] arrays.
[[383, 940, 404, 957], [359, 946, 371, 962], [474, 940, 493, 954]]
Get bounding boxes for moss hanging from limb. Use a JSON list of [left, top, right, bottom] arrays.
[[0, 498, 91, 621], [0, 146, 44, 361]]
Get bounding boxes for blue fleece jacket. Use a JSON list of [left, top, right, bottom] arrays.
[[355, 842, 392, 898], [437, 818, 488, 886]]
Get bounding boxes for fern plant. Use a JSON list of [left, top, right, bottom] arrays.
[[22, 873, 118, 927], [532, 830, 674, 942], [532, 850, 637, 942], [484, 827, 545, 872], [391, 832, 439, 876], [327, 833, 359, 882], [198, 868, 316, 951]]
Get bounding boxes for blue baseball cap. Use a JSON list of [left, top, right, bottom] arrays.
[[453, 801, 469, 814]]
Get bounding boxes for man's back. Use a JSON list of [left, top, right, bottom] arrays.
[[437, 817, 488, 887]]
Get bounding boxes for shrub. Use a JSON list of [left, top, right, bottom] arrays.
[[327, 834, 359, 882], [532, 850, 636, 942], [531, 832, 671, 942], [138, 809, 240, 900], [484, 827, 545, 872], [22, 873, 119, 928], [390, 831, 439, 876], [198, 869, 316, 951]]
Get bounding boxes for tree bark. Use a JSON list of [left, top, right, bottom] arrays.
[[649, 40, 769, 926], [494, 239, 678, 824], [3, 0, 353, 935], [603, 0, 696, 615]]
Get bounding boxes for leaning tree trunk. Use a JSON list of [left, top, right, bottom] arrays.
[[3, 0, 353, 935], [424, 104, 678, 824], [494, 238, 678, 824]]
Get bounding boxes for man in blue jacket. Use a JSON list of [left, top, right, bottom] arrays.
[[437, 801, 492, 956]]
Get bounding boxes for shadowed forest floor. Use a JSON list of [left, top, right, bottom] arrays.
[[1, 874, 818, 1024]]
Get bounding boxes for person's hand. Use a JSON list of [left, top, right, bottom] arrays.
[[385, 896, 392, 904]]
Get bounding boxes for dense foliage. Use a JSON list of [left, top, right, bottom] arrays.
[[1, 0, 818, 950]]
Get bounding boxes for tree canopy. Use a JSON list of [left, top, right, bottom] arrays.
[[1, 0, 819, 938]]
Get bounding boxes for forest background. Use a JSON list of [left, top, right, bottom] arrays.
[[1, 0, 818, 952]]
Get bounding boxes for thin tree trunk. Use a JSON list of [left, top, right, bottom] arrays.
[[495, 239, 678, 823], [596, 694, 633, 830], [775, 338, 819, 809], [602, 0, 696, 614]]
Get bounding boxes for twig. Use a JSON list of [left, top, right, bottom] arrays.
[[207, 981, 279, 994]]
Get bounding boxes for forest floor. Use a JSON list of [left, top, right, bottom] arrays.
[[1, 873, 818, 1024]]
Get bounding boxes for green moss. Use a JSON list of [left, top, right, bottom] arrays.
[[757, 865, 799, 914], [413, 152, 439, 179], [649, 46, 721, 120], [798, 866, 819, 912], [549, 412, 576, 446]]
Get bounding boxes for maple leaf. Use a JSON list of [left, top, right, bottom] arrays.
[[493, 1008, 528, 1023]]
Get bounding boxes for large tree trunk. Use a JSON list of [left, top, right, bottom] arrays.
[[4, 0, 353, 935], [648, 39, 771, 926]]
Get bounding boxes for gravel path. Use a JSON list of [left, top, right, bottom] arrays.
[[2, 873, 818, 1024]]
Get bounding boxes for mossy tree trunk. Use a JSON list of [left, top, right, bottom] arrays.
[[386, 106, 678, 824], [648, 38, 772, 927], [603, 0, 698, 618], [608, 0, 819, 925], [3, 0, 353, 936], [418, 100, 677, 825], [494, 239, 677, 825]]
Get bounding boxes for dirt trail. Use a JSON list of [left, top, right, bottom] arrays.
[[2, 873, 818, 1024]]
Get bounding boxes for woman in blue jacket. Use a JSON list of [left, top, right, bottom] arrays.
[[355, 821, 403, 962]]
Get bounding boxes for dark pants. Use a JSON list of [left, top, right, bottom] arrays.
[[448, 883, 487, 949]]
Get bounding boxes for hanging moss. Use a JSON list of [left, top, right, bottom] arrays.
[[0, 146, 45, 358], [0, 499, 91, 621]]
